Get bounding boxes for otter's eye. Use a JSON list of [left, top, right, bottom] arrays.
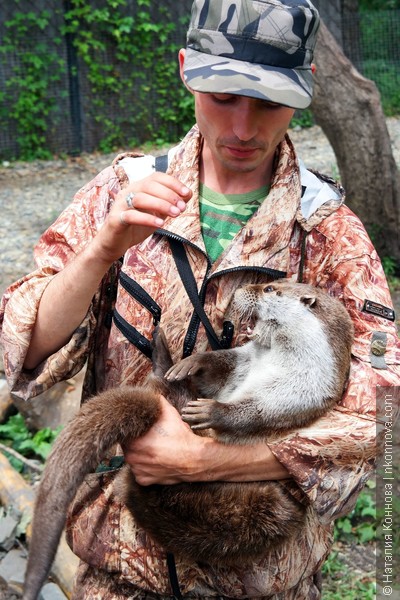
[[263, 285, 274, 293]]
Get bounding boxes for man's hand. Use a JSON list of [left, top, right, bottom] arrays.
[[123, 396, 291, 486], [93, 172, 192, 265], [24, 172, 192, 370], [123, 396, 207, 485]]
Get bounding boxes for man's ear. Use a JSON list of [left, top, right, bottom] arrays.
[[178, 48, 194, 94], [178, 49, 186, 85]]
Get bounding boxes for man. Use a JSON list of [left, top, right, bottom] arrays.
[[1, 0, 399, 598]]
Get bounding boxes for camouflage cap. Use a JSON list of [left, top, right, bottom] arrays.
[[183, 0, 320, 109]]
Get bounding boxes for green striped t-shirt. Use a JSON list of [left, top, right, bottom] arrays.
[[199, 183, 269, 263]]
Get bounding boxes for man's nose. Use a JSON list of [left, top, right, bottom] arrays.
[[232, 100, 258, 141]]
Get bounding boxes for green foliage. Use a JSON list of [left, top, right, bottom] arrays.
[[62, 0, 194, 152], [360, 0, 400, 9], [322, 483, 377, 598], [291, 109, 314, 130], [1, 1, 194, 160], [0, 413, 61, 472], [363, 61, 400, 116], [322, 550, 376, 599], [359, 11, 400, 115], [0, 10, 66, 160], [334, 482, 376, 544], [381, 255, 399, 279]]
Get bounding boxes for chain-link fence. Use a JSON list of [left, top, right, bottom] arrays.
[[0, 3, 399, 161], [343, 10, 400, 115], [0, 0, 192, 160]]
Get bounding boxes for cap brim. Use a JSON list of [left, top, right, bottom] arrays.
[[183, 48, 313, 110]]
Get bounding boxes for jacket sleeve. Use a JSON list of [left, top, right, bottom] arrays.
[[0, 165, 122, 400], [269, 205, 400, 523]]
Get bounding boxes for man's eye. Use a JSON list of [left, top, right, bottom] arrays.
[[211, 94, 236, 104], [263, 101, 282, 109]]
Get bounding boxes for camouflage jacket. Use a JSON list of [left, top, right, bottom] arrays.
[[1, 126, 399, 599]]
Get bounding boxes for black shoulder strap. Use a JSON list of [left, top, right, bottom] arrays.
[[166, 552, 183, 599], [156, 153, 225, 350], [168, 238, 223, 351]]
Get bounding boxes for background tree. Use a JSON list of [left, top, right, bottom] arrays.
[[311, 20, 400, 269]]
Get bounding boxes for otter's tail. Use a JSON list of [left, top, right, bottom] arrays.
[[23, 385, 161, 600]]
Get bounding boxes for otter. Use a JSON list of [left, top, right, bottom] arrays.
[[23, 280, 353, 600]]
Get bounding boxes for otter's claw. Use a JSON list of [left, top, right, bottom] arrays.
[[182, 399, 216, 430], [165, 356, 201, 381]]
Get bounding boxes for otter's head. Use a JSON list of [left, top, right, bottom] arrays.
[[232, 280, 353, 354], [233, 280, 316, 315], [231, 280, 324, 343]]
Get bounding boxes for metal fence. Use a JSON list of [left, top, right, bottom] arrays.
[[343, 10, 400, 116], [0, 3, 399, 160], [0, 0, 192, 160]]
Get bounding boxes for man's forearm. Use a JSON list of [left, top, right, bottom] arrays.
[[23, 244, 112, 370], [125, 398, 290, 485], [23, 172, 192, 370], [189, 436, 290, 482]]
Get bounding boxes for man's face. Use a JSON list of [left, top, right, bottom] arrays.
[[193, 91, 295, 175]]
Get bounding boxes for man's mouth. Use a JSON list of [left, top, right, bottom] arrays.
[[226, 146, 259, 159]]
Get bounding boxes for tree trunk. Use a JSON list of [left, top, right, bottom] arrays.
[[311, 20, 400, 269]]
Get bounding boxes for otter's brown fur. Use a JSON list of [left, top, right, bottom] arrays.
[[23, 281, 353, 600]]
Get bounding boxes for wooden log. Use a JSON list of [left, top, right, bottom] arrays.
[[0, 379, 15, 423]]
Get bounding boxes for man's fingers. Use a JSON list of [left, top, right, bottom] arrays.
[[143, 172, 192, 199], [118, 209, 165, 230], [115, 175, 192, 227], [132, 174, 192, 207], [126, 190, 187, 218]]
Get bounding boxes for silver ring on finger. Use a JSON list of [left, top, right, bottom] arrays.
[[126, 192, 136, 209], [119, 211, 128, 225]]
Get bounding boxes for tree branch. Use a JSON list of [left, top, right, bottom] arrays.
[[0, 442, 44, 473]]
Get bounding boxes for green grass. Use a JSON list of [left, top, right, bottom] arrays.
[[323, 481, 377, 598], [322, 549, 376, 599]]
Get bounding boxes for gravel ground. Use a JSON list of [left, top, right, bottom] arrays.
[[1, 117, 399, 300]]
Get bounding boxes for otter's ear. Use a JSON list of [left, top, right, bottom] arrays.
[[300, 294, 317, 308]]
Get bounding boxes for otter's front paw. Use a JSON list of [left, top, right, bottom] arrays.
[[181, 399, 217, 430], [165, 355, 204, 382]]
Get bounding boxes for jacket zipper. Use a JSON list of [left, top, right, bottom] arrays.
[[119, 270, 162, 325], [155, 229, 287, 357]]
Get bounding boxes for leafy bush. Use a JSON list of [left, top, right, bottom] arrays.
[[362, 60, 400, 115], [0, 0, 194, 160], [0, 413, 61, 472], [291, 109, 314, 129], [358, 11, 400, 115], [0, 10, 66, 160], [322, 481, 377, 599], [334, 481, 376, 544], [360, 0, 400, 9], [62, 0, 194, 151]]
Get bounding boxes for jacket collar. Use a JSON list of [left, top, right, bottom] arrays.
[[162, 126, 343, 273], [122, 125, 344, 272]]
